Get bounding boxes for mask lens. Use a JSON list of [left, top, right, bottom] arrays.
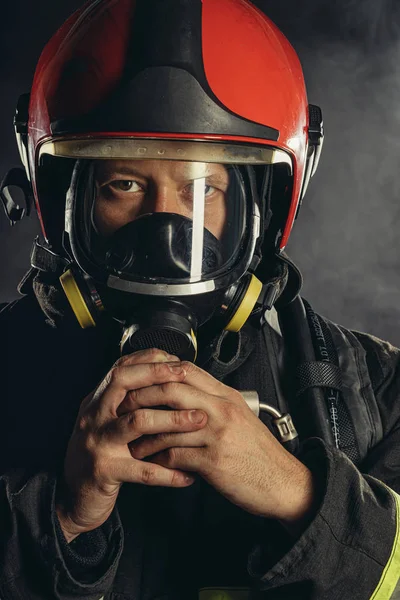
[[74, 158, 247, 283]]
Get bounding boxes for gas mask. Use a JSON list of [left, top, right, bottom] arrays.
[[57, 145, 272, 361]]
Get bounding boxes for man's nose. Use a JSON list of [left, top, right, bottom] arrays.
[[146, 185, 178, 214]]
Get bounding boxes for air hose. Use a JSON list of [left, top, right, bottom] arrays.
[[278, 296, 335, 446]]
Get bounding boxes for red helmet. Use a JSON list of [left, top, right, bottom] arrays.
[[16, 0, 323, 254]]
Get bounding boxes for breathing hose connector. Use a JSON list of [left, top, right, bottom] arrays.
[[241, 390, 299, 454]]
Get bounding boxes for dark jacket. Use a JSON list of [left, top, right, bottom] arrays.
[[1, 292, 400, 600]]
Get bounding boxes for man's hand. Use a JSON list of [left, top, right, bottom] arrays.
[[123, 361, 316, 526], [56, 349, 208, 542]]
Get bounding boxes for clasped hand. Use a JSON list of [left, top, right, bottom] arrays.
[[57, 349, 315, 542]]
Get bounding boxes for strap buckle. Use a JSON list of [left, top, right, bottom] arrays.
[[0, 167, 33, 225]]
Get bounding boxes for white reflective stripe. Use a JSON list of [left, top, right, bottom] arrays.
[[370, 487, 400, 599], [190, 177, 206, 281]]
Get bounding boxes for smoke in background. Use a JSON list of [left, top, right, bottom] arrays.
[[258, 0, 400, 344], [1, 0, 400, 344]]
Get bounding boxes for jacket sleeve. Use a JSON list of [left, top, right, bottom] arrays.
[[247, 437, 400, 599], [0, 469, 123, 600], [248, 337, 400, 600]]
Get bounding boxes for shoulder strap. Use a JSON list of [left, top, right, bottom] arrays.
[[302, 300, 361, 464], [303, 299, 383, 465]]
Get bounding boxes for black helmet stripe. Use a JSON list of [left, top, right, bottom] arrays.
[[126, 0, 206, 80], [52, 0, 279, 141]]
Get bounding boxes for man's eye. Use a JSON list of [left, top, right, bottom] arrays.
[[204, 185, 216, 196], [110, 180, 142, 193], [183, 184, 217, 198]]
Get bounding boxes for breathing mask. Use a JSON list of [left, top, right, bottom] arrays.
[[47, 139, 292, 360]]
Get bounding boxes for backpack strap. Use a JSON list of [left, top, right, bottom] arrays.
[[301, 299, 362, 464], [318, 316, 383, 462]]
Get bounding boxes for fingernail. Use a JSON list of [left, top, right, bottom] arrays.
[[185, 475, 195, 484], [166, 353, 180, 362], [168, 364, 185, 375], [189, 410, 205, 424]]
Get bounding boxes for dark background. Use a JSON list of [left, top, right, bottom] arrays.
[[1, 0, 400, 344]]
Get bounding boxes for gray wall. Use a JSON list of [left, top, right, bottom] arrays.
[[2, 0, 400, 345]]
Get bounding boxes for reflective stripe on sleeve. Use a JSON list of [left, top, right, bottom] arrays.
[[370, 488, 400, 599]]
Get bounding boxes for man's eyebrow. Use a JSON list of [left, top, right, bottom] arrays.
[[95, 166, 147, 180]]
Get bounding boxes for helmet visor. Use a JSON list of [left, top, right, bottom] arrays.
[[39, 138, 293, 290]]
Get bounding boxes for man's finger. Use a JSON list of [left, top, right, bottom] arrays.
[[129, 430, 207, 460], [91, 361, 187, 423], [179, 361, 234, 397], [147, 447, 205, 474], [116, 456, 195, 487], [119, 381, 215, 416], [114, 348, 180, 368], [105, 407, 207, 444]]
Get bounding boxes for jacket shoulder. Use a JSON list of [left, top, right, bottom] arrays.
[[321, 315, 400, 437], [326, 316, 400, 392]]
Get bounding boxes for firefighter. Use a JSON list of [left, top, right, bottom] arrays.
[[0, 1, 399, 598]]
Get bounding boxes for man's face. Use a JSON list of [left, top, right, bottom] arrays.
[[94, 159, 229, 239]]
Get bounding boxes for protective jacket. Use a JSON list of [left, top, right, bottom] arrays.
[[1, 287, 400, 600]]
